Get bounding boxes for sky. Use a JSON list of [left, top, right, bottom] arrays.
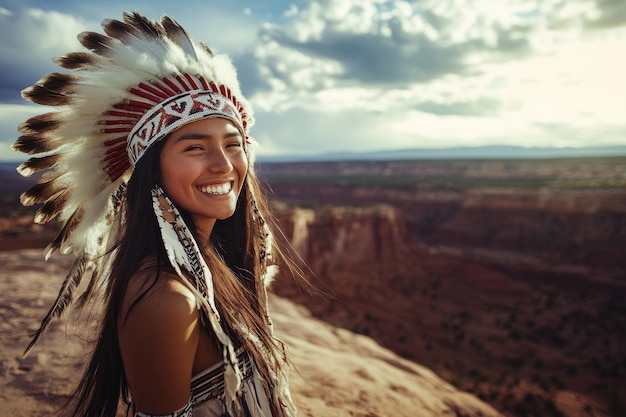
[[0, 0, 625, 161]]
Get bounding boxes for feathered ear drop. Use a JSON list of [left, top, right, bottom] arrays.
[[150, 185, 243, 412], [150, 185, 216, 313]]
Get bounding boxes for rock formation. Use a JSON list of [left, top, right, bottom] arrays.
[[268, 199, 626, 417], [273, 203, 408, 275]]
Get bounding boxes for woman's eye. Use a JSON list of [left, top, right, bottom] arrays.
[[227, 141, 242, 148], [184, 144, 204, 151]]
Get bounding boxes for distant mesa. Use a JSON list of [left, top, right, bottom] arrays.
[[255, 145, 626, 163]]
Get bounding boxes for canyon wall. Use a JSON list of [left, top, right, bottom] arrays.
[[268, 185, 626, 417], [273, 203, 408, 276], [268, 183, 626, 273]]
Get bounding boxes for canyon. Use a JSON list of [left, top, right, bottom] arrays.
[[261, 157, 626, 417], [1, 157, 625, 416]]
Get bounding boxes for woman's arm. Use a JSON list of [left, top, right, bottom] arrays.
[[118, 273, 200, 415]]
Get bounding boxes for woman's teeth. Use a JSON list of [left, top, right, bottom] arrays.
[[200, 183, 231, 195]]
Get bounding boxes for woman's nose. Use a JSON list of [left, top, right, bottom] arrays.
[[207, 149, 232, 173]]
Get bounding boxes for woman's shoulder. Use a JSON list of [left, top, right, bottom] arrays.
[[117, 260, 204, 413], [120, 259, 199, 325]]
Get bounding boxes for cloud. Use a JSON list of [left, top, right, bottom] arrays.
[[584, 0, 626, 30], [250, 103, 610, 158], [252, 105, 422, 157], [284, 4, 299, 18], [245, 0, 569, 122], [238, 0, 626, 155], [416, 97, 502, 117], [0, 8, 89, 102], [253, 0, 545, 92], [248, 0, 625, 99]]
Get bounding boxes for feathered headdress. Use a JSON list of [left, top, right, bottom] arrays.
[[13, 11, 293, 416]]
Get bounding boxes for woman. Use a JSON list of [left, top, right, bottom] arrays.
[[14, 11, 298, 417]]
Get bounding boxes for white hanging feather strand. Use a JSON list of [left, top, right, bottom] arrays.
[[151, 185, 243, 414]]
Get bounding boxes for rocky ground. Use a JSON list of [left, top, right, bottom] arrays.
[[0, 249, 502, 417]]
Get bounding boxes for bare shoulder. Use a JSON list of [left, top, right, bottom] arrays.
[[121, 262, 198, 325], [118, 263, 202, 414], [119, 262, 201, 349]]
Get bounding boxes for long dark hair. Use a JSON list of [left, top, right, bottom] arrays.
[[63, 137, 289, 416]]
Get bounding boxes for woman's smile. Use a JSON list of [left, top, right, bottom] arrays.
[[198, 181, 234, 196]]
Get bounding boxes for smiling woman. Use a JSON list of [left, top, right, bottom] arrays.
[[12, 10, 303, 417], [160, 118, 249, 231]]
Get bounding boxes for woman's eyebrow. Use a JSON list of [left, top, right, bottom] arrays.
[[174, 131, 242, 142]]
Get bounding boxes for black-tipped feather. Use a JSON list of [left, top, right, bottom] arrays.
[[197, 42, 214, 56], [12, 134, 62, 155], [23, 254, 88, 356], [76, 215, 120, 308], [161, 15, 201, 58], [20, 172, 67, 206], [37, 73, 79, 95], [102, 18, 137, 45], [17, 154, 62, 176], [53, 52, 100, 70], [102, 13, 167, 59], [123, 11, 164, 40], [17, 113, 60, 134], [76, 263, 101, 309], [45, 208, 84, 255], [34, 190, 70, 224], [77, 31, 116, 56], [21, 85, 71, 106]]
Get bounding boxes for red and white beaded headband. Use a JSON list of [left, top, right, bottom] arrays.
[[101, 73, 249, 179]]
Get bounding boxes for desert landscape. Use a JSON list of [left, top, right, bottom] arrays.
[[1, 156, 625, 416]]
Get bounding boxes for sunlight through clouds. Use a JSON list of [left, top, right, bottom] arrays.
[[245, 0, 626, 155], [0, 0, 624, 160]]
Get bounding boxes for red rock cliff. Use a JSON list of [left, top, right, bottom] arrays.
[[273, 203, 409, 276]]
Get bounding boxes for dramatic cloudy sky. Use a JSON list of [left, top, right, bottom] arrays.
[[0, 0, 625, 161]]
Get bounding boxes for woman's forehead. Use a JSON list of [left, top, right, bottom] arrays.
[[169, 116, 243, 138]]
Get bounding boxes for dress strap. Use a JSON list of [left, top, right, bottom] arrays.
[[134, 400, 193, 417]]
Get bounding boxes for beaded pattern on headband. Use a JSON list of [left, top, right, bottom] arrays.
[[101, 73, 248, 181], [127, 90, 243, 166]]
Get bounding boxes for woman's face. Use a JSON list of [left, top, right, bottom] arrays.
[[159, 117, 248, 233]]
